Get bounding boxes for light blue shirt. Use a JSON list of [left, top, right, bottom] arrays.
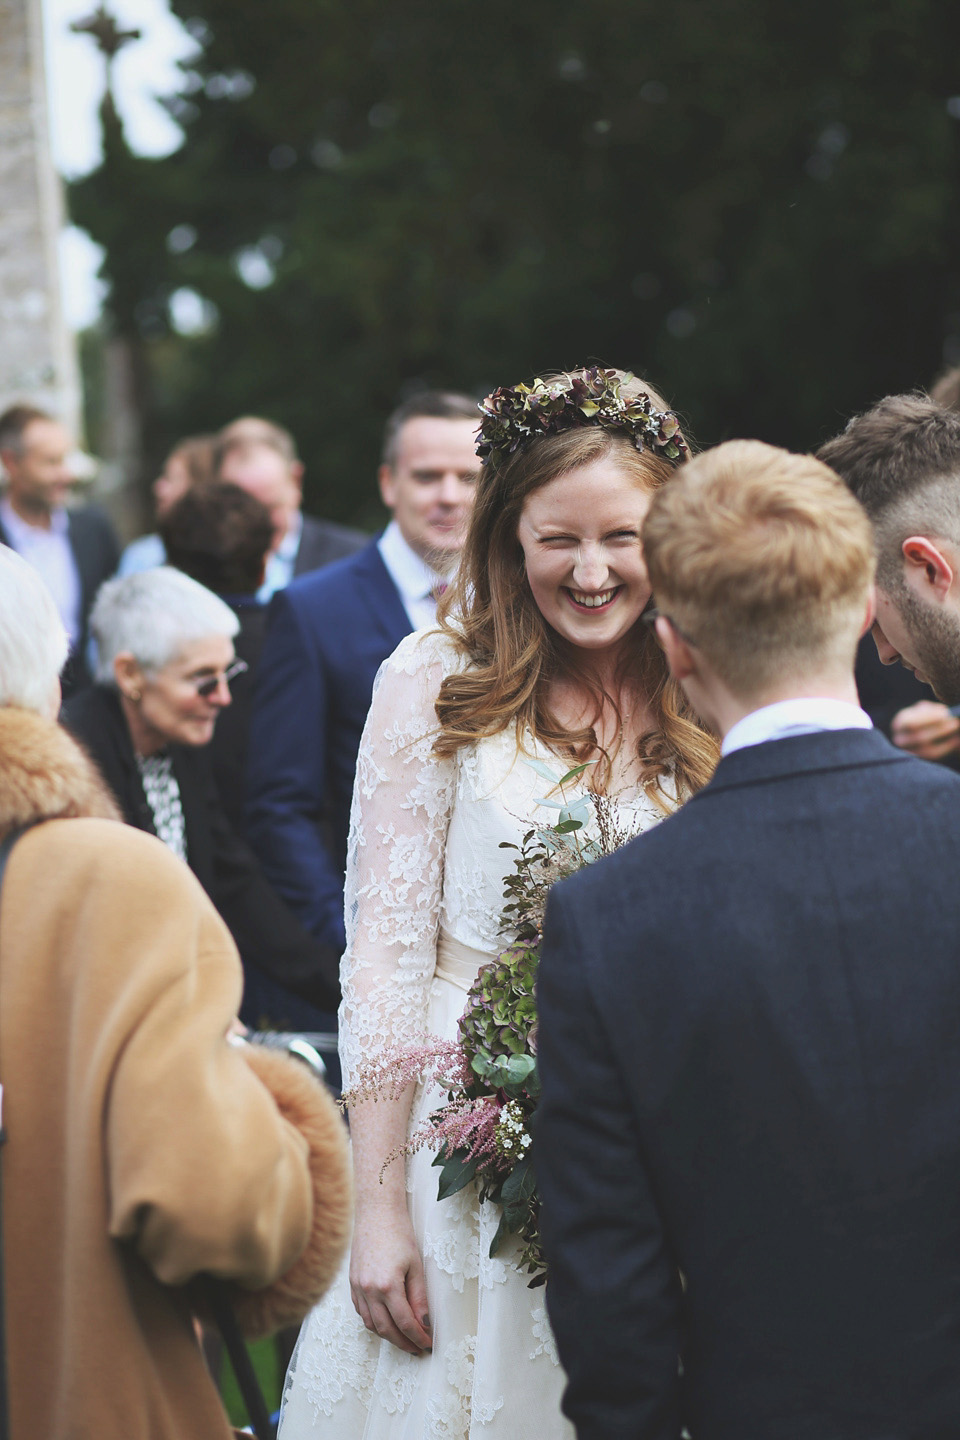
[[722, 697, 873, 757], [258, 510, 303, 603], [0, 496, 82, 644], [118, 532, 166, 575]]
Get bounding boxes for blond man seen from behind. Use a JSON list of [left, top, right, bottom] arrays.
[[537, 442, 960, 1440]]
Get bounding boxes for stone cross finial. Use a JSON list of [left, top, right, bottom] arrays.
[[70, 5, 141, 66]]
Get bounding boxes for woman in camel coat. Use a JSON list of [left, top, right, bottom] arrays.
[[0, 549, 351, 1440]]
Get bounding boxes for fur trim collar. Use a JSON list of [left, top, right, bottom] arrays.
[[0, 707, 120, 833]]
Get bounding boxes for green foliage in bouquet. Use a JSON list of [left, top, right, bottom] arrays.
[[433, 938, 544, 1281], [346, 759, 643, 1285], [431, 760, 639, 1286]]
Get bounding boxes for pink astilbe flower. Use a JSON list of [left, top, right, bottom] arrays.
[[341, 1038, 466, 1109], [384, 1093, 507, 1179], [426, 1094, 506, 1167]]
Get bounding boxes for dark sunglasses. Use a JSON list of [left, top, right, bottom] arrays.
[[193, 659, 248, 698]]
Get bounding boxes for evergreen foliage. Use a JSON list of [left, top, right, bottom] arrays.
[[69, 0, 960, 521]]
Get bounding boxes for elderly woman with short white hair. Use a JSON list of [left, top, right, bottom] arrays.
[[62, 566, 340, 1016]]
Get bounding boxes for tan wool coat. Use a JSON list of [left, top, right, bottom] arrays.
[[0, 707, 352, 1440]]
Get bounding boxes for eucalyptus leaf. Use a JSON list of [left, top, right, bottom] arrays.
[[506, 1053, 537, 1083], [525, 758, 561, 782], [471, 1052, 494, 1080], [558, 762, 591, 786]]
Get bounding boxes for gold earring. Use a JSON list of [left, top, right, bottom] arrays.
[[129, 688, 141, 703]]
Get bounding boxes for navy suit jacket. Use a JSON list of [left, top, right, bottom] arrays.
[[536, 728, 960, 1440], [245, 538, 411, 953]]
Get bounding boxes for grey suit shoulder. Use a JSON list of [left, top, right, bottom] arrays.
[[295, 515, 368, 576]]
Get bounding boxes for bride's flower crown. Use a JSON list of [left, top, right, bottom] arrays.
[[476, 366, 689, 464]]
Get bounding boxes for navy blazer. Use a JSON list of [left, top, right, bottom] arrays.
[[536, 728, 960, 1440], [245, 538, 411, 953], [62, 682, 341, 1013]]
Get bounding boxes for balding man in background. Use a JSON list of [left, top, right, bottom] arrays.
[[0, 403, 119, 695], [217, 417, 366, 600]]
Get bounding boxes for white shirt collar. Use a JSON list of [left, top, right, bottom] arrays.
[[377, 520, 445, 607], [721, 697, 873, 757]]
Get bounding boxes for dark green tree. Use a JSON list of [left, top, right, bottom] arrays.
[[70, 0, 960, 522]]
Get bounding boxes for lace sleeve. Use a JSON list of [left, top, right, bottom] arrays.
[[338, 630, 460, 1091]]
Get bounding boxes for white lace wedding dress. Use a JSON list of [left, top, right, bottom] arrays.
[[278, 629, 669, 1439]]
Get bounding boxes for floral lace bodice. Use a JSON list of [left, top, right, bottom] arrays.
[[339, 627, 669, 1090]]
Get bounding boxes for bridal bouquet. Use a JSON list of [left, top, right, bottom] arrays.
[[344, 760, 638, 1286]]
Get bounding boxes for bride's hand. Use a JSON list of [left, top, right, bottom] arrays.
[[349, 1202, 433, 1356]]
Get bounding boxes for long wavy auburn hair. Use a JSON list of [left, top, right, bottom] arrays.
[[434, 388, 720, 809]]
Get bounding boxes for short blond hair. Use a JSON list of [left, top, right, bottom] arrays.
[[642, 439, 875, 693]]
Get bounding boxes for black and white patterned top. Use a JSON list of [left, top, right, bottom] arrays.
[[136, 751, 188, 862]]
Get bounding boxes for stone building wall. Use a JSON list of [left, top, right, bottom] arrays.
[[0, 0, 81, 433]]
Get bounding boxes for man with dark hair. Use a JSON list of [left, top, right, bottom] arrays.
[[0, 403, 119, 694], [162, 478, 273, 600], [245, 389, 479, 969], [820, 393, 960, 714], [216, 416, 366, 598], [161, 481, 274, 834]]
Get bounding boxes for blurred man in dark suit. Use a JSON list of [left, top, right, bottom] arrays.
[[0, 403, 118, 695], [161, 479, 341, 1039], [216, 417, 366, 600], [161, 479, 274, 831], [245, 390, 479, 957], [537, 440, 960, 1440]]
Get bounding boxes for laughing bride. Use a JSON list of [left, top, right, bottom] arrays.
[[278, 368, 717, 1439]]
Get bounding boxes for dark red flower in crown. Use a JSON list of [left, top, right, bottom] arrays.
[[475, 366, 689, 464]]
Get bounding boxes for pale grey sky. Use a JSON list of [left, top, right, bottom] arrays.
[[43, 0, 197, 327]]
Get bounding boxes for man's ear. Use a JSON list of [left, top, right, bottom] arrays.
[[901, 535, 954, 601], [655, 616, 695, 682], [289, 460, 305, 497], [860, 584, 876, 638], [378, 463, 396, 510]]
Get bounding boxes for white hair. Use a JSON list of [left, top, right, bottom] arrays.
[[91, 566, 239, 681], [0, 547, 70, 712]]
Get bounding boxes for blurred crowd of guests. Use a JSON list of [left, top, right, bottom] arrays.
[[0, 392, 478, 1064], [3, 373, 959, 1054]]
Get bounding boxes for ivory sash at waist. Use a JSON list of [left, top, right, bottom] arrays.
[[434, 928, 496, 992]]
